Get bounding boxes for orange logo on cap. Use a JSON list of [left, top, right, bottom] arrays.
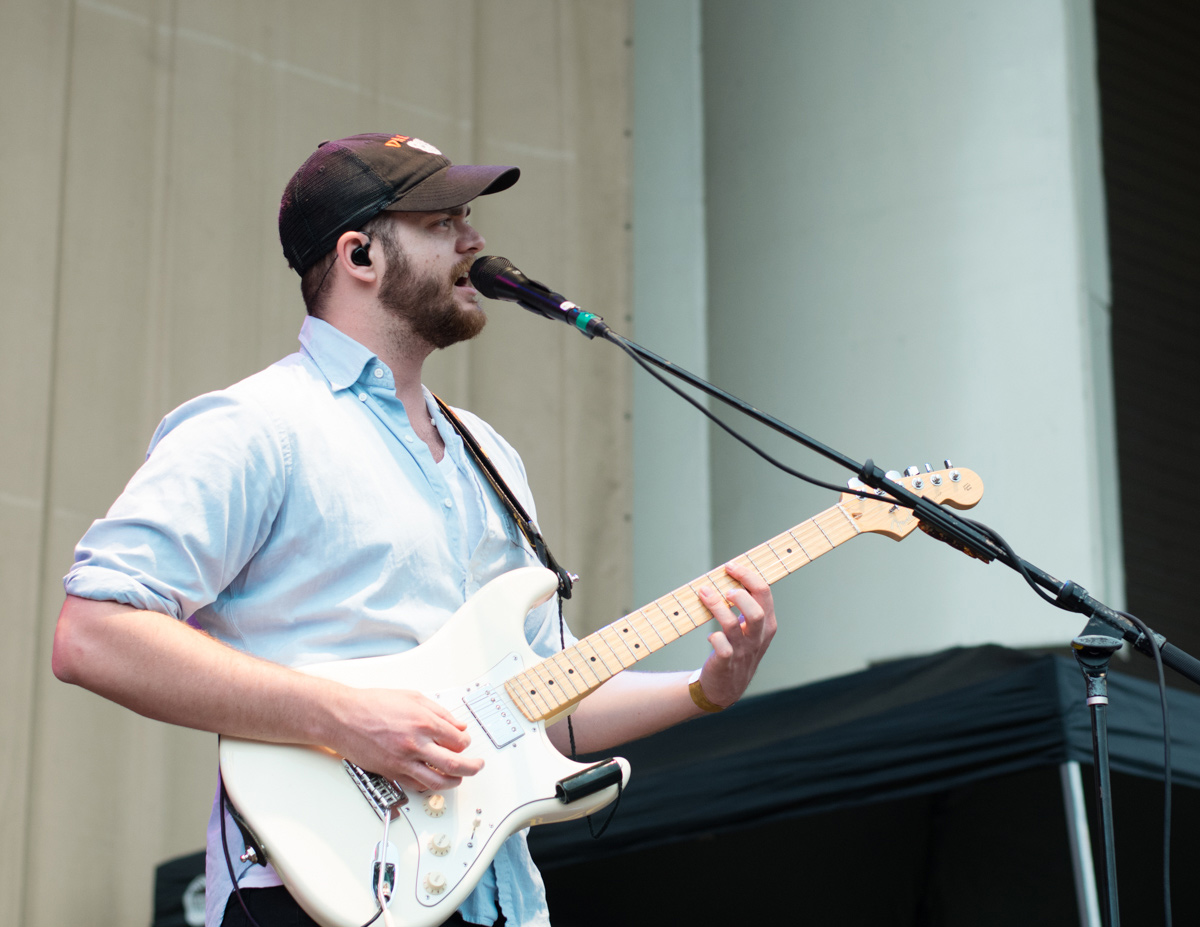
[[384, 135, 411, 148]]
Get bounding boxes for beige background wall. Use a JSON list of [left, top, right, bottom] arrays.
[[0, 2, 632, 923]]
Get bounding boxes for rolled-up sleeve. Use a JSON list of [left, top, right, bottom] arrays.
[[64, 390, 289, 620]]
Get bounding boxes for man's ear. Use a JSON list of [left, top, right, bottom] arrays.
[[334, 230, 378, 282]]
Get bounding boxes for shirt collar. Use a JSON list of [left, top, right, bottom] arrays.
[[298, 316, 383, 392]]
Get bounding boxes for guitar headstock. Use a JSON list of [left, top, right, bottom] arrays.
[[840, 463, 983, 540]]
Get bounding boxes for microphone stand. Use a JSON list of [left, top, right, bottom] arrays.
[[470, 251, 1195, 926], [573, 318, 1196, 927], [593, 326, 1200, 685]]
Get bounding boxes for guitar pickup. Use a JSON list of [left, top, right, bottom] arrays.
[[463, 686, 525, 749]]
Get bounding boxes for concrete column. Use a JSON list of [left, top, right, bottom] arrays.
[[688, 0, 1118, 690]]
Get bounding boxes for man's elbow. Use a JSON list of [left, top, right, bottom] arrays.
[[52, 596, 103, 686], [52, 601, 82, 684]]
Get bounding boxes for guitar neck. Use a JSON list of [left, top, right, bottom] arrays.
[[504, 500, 864, 722]]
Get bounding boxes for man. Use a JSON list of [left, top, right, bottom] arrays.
[[52, 133, 776, 927]]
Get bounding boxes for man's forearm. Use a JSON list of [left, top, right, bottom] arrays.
[[53, 595, 350, 743], [545, 670, 704, 755], [51, 595, 482, 791]]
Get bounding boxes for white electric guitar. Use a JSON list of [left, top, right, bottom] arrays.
[[219, 465, 983, 927]]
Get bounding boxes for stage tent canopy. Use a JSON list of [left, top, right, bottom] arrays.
[[530, 645, 1200, 925]]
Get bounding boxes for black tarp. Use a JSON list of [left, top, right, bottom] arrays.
[[529, 646, 1200, 925]]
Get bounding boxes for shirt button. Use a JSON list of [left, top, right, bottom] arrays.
[[373, 368, 385, 379], [443, 498, 453, 508], [404, 434, 414, 443], [358, 393, 367, 402]]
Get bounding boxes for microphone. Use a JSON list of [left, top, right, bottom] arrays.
[[469, 256, 609, 339]]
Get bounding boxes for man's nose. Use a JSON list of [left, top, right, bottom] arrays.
[[460, 223, 485, 253]]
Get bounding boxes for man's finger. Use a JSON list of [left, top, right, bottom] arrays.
[[698, 585, 741, 634]]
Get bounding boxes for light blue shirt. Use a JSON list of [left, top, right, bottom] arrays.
[[65, 316, 566, 926]]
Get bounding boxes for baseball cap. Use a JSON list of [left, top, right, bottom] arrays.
[[278, 133, 519, 276]]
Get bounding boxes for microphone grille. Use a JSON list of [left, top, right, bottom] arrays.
[[469, 255, 515, 299]]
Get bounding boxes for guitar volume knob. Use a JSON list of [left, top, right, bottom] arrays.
[[429, 833, 451, 856], [424, 794, 446, 817]]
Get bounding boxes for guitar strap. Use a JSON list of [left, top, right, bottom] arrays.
[[432, 394, 575, 600]]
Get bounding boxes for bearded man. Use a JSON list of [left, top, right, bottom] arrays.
[[52, 134, 777, 927]]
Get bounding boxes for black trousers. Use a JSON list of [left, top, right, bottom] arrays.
[[222, 886, 507, 927]]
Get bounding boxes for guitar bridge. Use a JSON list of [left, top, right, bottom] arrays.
[[342, 760, 408, 821]]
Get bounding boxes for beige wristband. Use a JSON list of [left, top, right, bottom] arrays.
[[688, 668, 727, 713]]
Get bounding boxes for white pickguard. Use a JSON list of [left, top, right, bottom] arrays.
[[219, 567, 629, 927]]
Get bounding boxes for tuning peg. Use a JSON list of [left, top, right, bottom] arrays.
[[924, 463, 933, 472], [846, 477, 866, 491], [905, 466, 920, 477], [944, 459, 953, 469], [885, 470, 902, 482]]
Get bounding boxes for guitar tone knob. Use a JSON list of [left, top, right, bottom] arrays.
[[424, 794, 446, 817], [424, 871, 447, 895], [429, 833, 451, 856]]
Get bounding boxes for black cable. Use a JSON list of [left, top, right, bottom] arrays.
[[585, 778, 623, 839], [558, 592, 579, 759], [606, 330, 907, 505], [219, 775, 264, 927], [1119, 607, 1173, 926], [958, 517, 1058, 606], [220, 775, 383, 927]]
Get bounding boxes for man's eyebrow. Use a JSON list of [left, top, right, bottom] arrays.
[[444, 205, 471, 218]]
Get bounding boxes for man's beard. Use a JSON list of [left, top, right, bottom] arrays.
[[377, 244, 487, 350]]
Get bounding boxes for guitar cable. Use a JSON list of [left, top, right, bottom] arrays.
[[219, 775, 387, 927], [557, 594, 625, 839]]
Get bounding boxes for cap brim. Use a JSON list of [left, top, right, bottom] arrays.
[[384, 163, 519, 212]]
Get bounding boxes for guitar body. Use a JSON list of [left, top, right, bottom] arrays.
[[219, 567, 629, 927], [219, 465, 984, 927]]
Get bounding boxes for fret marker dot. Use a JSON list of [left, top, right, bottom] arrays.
[[547, 679, 554, 685], [568, 669, 574, 674], [590, 656, 596, 662], [529, 689, 536, 695]]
